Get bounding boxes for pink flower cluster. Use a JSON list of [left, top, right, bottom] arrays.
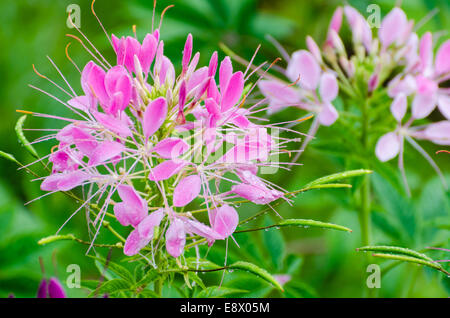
[[257, 5, 449, 187], [36, 26, 296, 259]]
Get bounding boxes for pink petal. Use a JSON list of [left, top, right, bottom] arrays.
[[209, 205, 239, 239], [221, 71, 244, 112], [286, 50, 320, 90], [344, 6, 372, 50], [319, 73, 338, 102], [412, 93, 437, 119], [159, 56, 175, 85], [68, 96, 90, 112], [231, 183, 282, 205], [88, 141, 125, 166], [152, 138, 189, 159], [87, 64, 108, 106], [435, 40, 450, 76], [123, 228, 150, 256], [438, 95, 450, 120], [379, 8, 408, 48], [208, 51, 218, 77], [124, 36, 141, 73], [258, 80, 299, 114], [139, 34, 158, 74], [187, 67, 208, 94], [165, 219, 186, 258], [375, 132, 401, 162], [41, 171, 89, 192], [390, 94, 407, 122], [423, 121, 450, 145], [148, 160, 186, 181], [173, 175, 201, 207], [182, 34, 193, 73], [328, 7, 343, 34], [114, 184, 147, 227], [219, 56, 233, 93], [306, 36, 322, 63], [205, 98, 221, 117], [137, 209, 165, 240], [318, 102, 339, 126], [93, 111, 132, 137], [183, 218, 221, 241], [419, 32, 433, 74], [104, 66, 132, 113], [143, 97, 168, 139]]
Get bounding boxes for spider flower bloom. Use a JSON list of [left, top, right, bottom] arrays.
[[28, 3, 299, 262]]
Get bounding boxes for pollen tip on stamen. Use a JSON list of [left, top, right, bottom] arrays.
[[16, 109, 34, 115], [91, 0, 96, 13], [32, 64, 47, 79], [436, 150, 450, 154], [288, 75, 301, 88], [296, 114, 314, 123], [50, 145, 59, 154]]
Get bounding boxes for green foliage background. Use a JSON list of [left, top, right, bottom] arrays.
[[0, 0, 449, 297]]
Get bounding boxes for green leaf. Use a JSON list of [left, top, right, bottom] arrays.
[[187, 272, 206, 290], [15, 115, 39, 159], [135, 269, 158, 287], [237, 219, 352, 234], [137, 290, 159, 298], [196, 286, 248, 298], [0, 150, 19, 164], [88, 279, 132, 297], [305, 169, 372, 188], [371, 253, 447, 274], [227, 261, 283, 291], [80, 280, 100, 291], [88, 255, 134, 283], [356, 245, 434, 262]]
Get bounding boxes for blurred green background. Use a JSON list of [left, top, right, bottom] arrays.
[[0, 0, 449, 298]]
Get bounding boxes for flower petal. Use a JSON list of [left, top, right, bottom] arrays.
[[88, 141, 124, 166], [423, 121, 450, 145], [319, 73, 338, 102], [165, 219, 186, 258], [221, 71, 244, 112], [438, 95, 450, 120], [375, 132, 401, 162], [152, 138, 189, 159], [435, 40, 450, 76], [286, 50, 321, 90], [209, 205, 239, 239], [412, 93, 437, 119], [379, 7, 408, 48], [143, 97, 168, 139], [123, 228, 150, 256], [390, 94, 407, 122], [318, 102, 339, 126], [148, 160, 186, 181], [137, 209, 165, 240], [219, 56, 233, 93], [173, 175, 201, 207]]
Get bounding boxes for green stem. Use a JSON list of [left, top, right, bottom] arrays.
[[360, 98, 375, 297]]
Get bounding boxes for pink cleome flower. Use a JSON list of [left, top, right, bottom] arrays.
[[28, 2, 300, 261]]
